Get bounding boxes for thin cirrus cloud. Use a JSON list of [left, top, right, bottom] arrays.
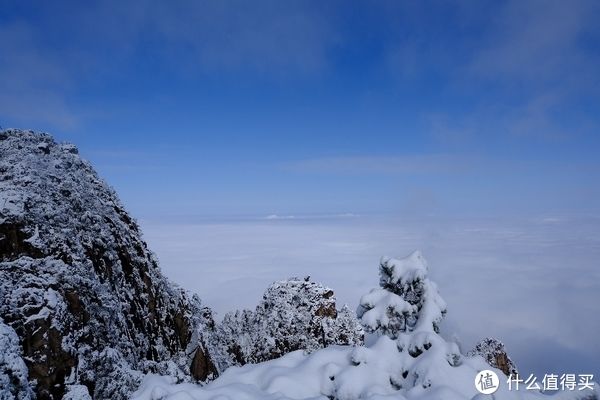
[[286, 155, 475, 175], [286, 154, 600, 179], [0, 22, 78, 130], [1, 0, 598, 220], [0, 1, 337, 130], [145, 1, 336, 73], [282, 154, 585, 178], [382, 0, 600, 143], [1, 0, 598, 143], [468, 0, 599, 83], [463, 0, 599, 141]]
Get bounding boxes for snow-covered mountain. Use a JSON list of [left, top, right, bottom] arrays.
[[0, 129, 221, 399], [0, 129, 596, 400], [0, 129, 367, 399]]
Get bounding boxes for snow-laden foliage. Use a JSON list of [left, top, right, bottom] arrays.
[[0, 130, 216, 399], [61, 385, 92, 400], [133, 252, 596, 400], [0, 318, 34, 400], [357, 251, 446, 338], [211, 277, 364, 371]]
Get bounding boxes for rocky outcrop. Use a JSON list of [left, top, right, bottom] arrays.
[[212, 277, 364, 370], [467, 337, 518, 376], [190, 345, 217, 381], [0, 130, 216, 399]]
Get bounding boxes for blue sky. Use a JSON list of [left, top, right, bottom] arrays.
[[1, 0, 599, 218]]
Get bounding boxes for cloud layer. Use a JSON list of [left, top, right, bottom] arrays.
[[141, 215, 600, 380]]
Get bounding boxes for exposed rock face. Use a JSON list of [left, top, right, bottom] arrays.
[[0, 130, 215, 399], [467, 337, 518, 377], [212, 277, 364, 371], [190, 345, 217, 381]]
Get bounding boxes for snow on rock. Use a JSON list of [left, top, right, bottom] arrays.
[[467, 337, 518, 377], [0, 129, 217, 399], [0, 318, 34, 400], [132, 252, 596, 400], [62, 385, 92, 400], [211, 277, 364, 372]]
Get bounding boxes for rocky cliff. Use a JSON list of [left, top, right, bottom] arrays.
[[0, 130, 216, 399]]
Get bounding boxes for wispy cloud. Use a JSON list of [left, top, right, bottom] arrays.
[[0, 1, 339, 130], [462, 0, 600, 141], [285, 153, 600, 176], [265, 213, 359, 220], [382, 0, 600, 142], [286, 155, 474, 175], [0, 22, 78, 130], [469, 0, 599, 84], [146, 1, 337, 74]]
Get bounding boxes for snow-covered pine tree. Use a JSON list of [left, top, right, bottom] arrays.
[[357, 250, 446, 338], [352, 251, 463, 394]]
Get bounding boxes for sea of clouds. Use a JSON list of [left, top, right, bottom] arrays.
[[140, 214, 600, 380]]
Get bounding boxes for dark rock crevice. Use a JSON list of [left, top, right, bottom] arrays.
[[0, 223, 44, 261]]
